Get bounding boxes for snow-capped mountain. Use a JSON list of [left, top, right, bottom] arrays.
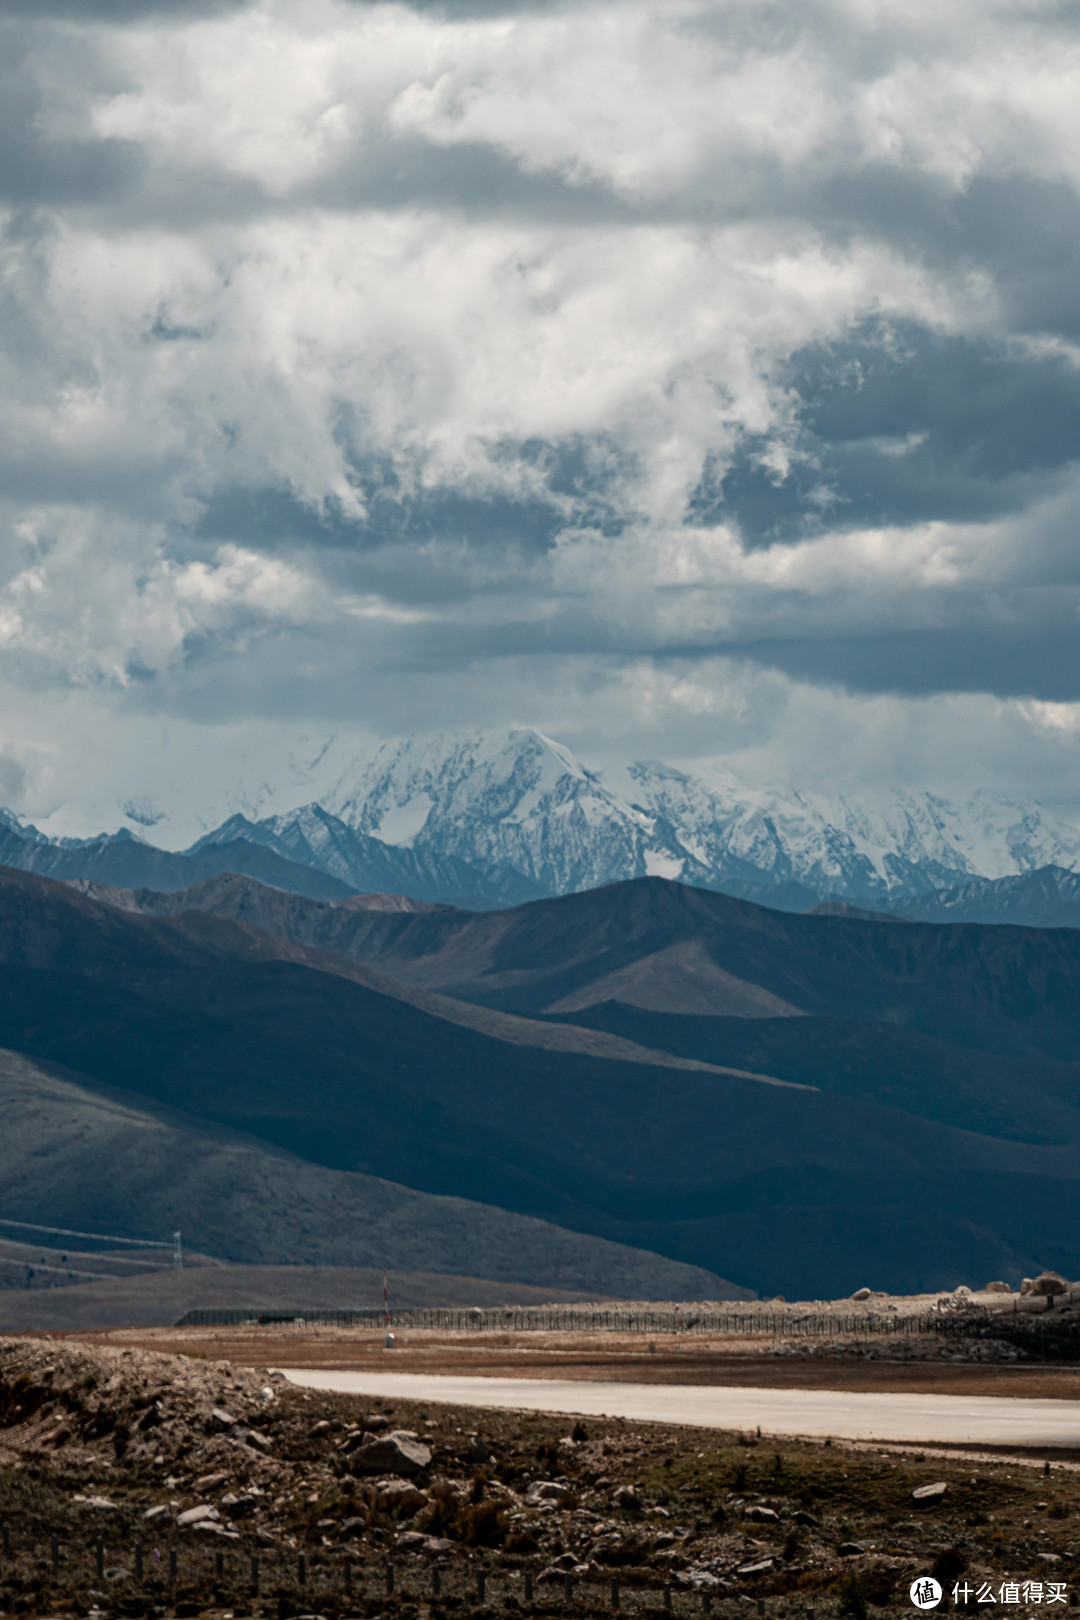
[[5, 726, 1080, 911], [260, 727, 1080, 906]]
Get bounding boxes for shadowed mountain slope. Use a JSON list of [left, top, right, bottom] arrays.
[[0, 1048, 731, 1305], [91, 870, 1080, 1059], [10, 868, 1080, 1296], [0, 823, 355, 901]]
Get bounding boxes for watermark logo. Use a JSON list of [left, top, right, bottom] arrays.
[[912, 1577, 1070, 1609], [953, 1582, 1067, 1606]]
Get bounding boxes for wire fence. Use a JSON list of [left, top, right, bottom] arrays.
[[176, 1303, 966, 1333], [0, 1529, 841, 1616]]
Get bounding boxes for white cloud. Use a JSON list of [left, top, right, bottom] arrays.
[[2, 0, 1080, 824]]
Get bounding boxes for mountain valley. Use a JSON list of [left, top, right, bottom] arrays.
[[5, 865, 1080, 1301]]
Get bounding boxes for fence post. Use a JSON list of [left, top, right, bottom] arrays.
[[251, 1553, 260, 1594], [216, 1549, 224, 1580], [664, 1582, 673, 1610], [298, 1551, 307, 1586], [386, 1563, 395, 1595], [135, 1541, 143, 1579], [611, 1575, 620, 1608], [525, 1569, 533, 1602], [96, 1540, 104, 1580], [345, 1555, 352, 1594], [169, 1549, 177, 1582], [51, 1535, 59, 1573], [1, 1526, 8, 1557], [565, 1570, 573, 1602], [478, 1568, 486, 1601], [433, 1565, 442, 1597]]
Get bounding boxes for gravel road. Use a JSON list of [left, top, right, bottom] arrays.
[[281, 1369, 1080, 1448]]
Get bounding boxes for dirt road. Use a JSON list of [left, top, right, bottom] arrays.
[[280, 1368, 1080, 1449]]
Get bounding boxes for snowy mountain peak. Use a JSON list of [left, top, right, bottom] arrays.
[[5, 725, 1080, 912], [275, 726, 1080, 905]]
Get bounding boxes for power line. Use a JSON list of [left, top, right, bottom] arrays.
[[0, 1255, 115, 1282], [0, 1217, 172, 1249]]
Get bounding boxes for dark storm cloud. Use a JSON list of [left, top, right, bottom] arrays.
[[691, 324, 1080, 548], [722, 628, 1080, 705]]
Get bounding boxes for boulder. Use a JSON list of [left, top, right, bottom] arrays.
[[1021, 1278, 1035, 1296], [912, 1482, 947, 1504], [985, 1281, 1012, 1294], [349, 1430, 431, 1476], [793, 1510, 820, 1527], [851, 1288, 872, 1302], [468, 1434, 492, 1463], [1031, 1272, 1068, 1297], [611, 1485, 642, 1510], [838, 1542, 866, 1557]]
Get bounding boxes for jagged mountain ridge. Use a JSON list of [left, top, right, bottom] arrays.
[[888, 865, 1080, 928], [5, 728, 1080, 911], [275, 728, 1080, 906]]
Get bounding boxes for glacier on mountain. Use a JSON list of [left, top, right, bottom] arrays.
[[262, 727, 1080, 905], [5, 726, 1080, 909]]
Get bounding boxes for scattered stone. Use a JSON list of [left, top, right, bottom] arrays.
[[1038, 1553, 1063, 1566], [838, 1542, 866, 1557], [526, 1480, 572, 1504], [985, 1281, 1012, 1294], [736, 1558, 775, 1576], [209, 1407, 236, 1429], [744, 1505, 780, 1523], [422, 1535, 454, 1556], [143, 1503, 170, 1521], [851, 1288, 872, 1301], [912, 1483, 948, 1503], [309, 1419, 333, 1437], [348, 1430, 432, 1475], [73, 1495, 117, 1511], [396, 1531, 425, 1552], [177, 1504, 219, 1527], [793, 1510, 820, 1527], [612, 1485, 642, 1510], [194, 1471, 229, 1494], [468, 1433, 492, 1463], [363, 1413, 390, 1432]]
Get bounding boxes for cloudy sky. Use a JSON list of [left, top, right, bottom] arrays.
[[3, 0, 1080, 837]]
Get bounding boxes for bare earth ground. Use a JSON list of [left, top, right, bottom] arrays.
[[32, 1325, 1080, 1402], [4, 1331, 1080, 1619]]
